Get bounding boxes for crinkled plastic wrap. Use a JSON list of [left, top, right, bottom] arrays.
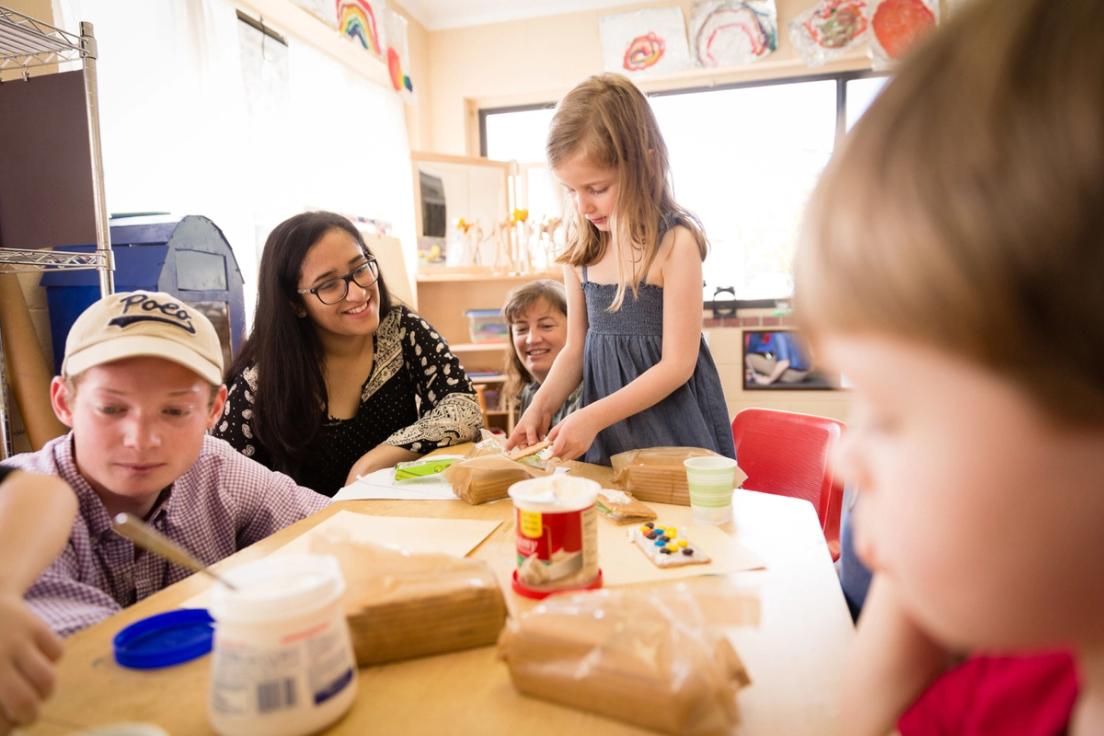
[[611, 447, 746, 506], [788, 0, 870, 67], [497, 583, 755, 735], [310, 533, 507, 665]]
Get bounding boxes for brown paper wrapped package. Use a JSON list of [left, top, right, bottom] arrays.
[[611, 447, 747, 506], [310, 535, 507, 665], [498, 585, 753, 735], [443, 453, 553, 504]]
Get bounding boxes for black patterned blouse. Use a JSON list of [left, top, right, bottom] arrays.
[[213, 305, 482, 496]]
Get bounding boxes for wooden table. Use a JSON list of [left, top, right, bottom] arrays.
[[28, 490, 853, 736]]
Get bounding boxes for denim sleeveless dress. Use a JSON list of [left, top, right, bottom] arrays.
[[579, 225, 736, 465]]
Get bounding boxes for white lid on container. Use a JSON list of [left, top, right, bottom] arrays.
[[210, 554, 345, 624], [508, 476, 599, 512]]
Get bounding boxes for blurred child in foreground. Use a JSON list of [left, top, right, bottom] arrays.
[[795, 0, 1104, 733]]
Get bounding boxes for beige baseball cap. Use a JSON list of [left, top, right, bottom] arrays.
[[61, 291, 224, 385]]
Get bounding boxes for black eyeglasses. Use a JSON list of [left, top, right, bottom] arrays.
[[297, 257, 380, 305]]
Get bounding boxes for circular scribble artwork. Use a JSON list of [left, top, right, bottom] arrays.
[[693, 1, 778, 68], [623, 32, 667, 71]]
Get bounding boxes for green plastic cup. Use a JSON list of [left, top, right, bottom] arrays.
[[684, 455, 739, 524]]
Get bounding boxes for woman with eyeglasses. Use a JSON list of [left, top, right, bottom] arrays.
[[213, 211, 482, 496]]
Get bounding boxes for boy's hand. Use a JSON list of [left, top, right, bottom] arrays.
[[547, 410, 601, 462], [506, 405, 552, 451], [0, 593, 62, 731]]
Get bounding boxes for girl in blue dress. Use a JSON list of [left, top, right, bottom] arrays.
[[508, 73, 735, 465]]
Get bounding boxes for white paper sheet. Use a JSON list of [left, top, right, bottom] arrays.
[[275, 510, 500, 557], [184, 511, 501, 608], [333, 466, 459, 501]]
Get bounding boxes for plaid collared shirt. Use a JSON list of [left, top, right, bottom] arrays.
[[1, 434, 330, 637]]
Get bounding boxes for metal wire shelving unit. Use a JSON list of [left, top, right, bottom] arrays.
[[0, 5, 115, 455]]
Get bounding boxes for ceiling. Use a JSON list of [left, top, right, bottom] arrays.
[[400, 0, 649, 31]]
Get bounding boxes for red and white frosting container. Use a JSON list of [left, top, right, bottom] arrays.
[[508, 476, 602, 599]]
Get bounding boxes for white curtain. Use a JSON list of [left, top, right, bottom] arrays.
[[53, 0, 415, 323]]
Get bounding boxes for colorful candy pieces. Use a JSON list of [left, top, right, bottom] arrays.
[[630, 521, 710, 568]]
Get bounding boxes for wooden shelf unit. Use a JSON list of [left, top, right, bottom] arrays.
[[415, 268, 559, 374], [415, 267, 562, 433]]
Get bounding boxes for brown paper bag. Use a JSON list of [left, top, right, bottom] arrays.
[[442, 453, 553, 504], [310, 535, 507, 665], [498, 583, 754, 735]]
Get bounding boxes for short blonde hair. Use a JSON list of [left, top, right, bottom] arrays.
[[795, 0, 1104, 426], [548, 74, 707, 310]]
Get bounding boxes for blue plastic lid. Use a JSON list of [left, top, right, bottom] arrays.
[[113, 608, 215, 670]]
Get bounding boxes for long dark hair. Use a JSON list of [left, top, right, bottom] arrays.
[[228, 211, 393, 475]]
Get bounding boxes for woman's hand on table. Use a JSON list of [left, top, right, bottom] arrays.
[[345, 445, 420, 486], [546, 410, 601, 462], [0, 592, 62, 733]]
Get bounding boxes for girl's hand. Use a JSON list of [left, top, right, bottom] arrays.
[[507, 405, 552, 450], [546, 410, 601, 462]]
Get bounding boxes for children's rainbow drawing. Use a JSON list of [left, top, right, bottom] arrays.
[[691, 0, 778, 68], [384, 7, 414, 99], [387, 46, 413, 93], [338, 0, 381, 56]]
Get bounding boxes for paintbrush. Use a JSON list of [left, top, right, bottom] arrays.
[[112, 512, 238, 590]]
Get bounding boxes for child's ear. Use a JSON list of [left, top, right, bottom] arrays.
[[206, 385, 229, 429], [50, 376, 76, 428]]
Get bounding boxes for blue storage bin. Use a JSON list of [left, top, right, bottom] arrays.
[[41, 215, 245, 375]]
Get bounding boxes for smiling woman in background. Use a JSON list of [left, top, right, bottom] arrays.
[[214, 211, 481, 496], [502, 280, 581, 427]]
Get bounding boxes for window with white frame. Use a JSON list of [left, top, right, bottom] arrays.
[[54, 0, 417, 324], [481, 73, 887, 301]]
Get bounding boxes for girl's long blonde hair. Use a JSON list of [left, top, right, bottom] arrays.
[[548, 73, 707, 310]]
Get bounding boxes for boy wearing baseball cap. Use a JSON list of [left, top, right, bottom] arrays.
[[1, 291, 330, 637]]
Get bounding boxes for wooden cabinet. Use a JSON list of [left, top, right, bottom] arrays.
[[414, 267, 562, 433]]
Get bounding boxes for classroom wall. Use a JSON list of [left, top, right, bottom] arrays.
[[705, 319, 851, 425], [2, 0, 53, 27], [423, 0, 875, 156], [399, 7, 432, 151]]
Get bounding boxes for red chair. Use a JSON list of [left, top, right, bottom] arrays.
[[730, 408, 846, 559]]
